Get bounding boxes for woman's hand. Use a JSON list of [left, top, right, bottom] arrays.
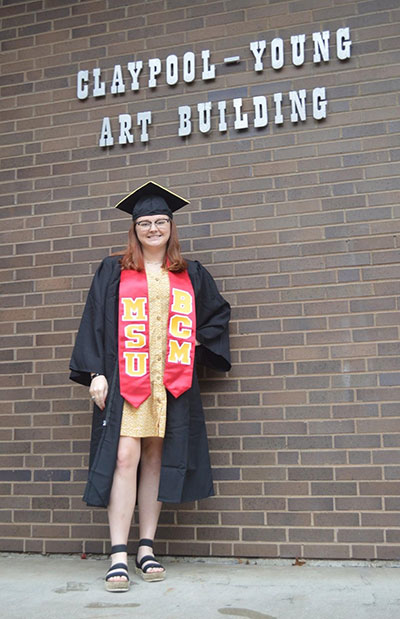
[[89, 375, 108, 411]]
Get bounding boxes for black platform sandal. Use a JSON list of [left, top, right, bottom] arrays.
[[135, 538, 166, 582], [105, 544, 130, 592]]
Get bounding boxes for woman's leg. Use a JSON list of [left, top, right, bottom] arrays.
[[107, 436, 141, 581], [137, 436, 164, 573]]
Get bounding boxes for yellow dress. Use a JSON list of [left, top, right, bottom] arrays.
[[120, 267, 170, 438]]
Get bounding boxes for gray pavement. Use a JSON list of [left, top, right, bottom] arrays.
[[0, 553, 399, 619]]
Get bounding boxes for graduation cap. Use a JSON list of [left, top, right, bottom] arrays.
[[115, 181, 189, 220]]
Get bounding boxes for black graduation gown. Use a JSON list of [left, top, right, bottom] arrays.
[[69, 256, 231, 508]]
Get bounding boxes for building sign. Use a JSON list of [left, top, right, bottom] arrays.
[[76, 28, 352, 148]]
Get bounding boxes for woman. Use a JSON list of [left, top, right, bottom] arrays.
[[69, 182, 231, 592]]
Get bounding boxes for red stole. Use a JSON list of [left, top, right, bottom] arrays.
[[118, 267, 196, 408]]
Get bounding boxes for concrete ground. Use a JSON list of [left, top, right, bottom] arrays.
[[0, 554, 399, 619]]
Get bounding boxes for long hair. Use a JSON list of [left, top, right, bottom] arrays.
[[117, 219, 187, 272]]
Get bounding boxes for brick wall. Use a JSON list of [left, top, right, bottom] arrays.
[[1, 0, 400, 560]]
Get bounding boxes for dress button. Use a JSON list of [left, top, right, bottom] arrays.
[[156, 316, 161, 320]]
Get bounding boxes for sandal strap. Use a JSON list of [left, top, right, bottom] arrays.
[[137, 554, 155, 568], [137, 554, 164, 571], [138, 538, 154, 548], [107, 562, 128, 573], [110, 544, 128, 554], [106, 563, 129, 581], [142, 562, 164, 573], [106, 570, 129, 580]]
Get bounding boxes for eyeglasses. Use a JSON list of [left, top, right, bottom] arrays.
[[135, 218, 171, 230]]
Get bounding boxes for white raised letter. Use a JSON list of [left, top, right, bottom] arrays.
[[201, 50, 215, 80], [111, 64, 126, 95], [289, 89, 307, 122], [274, 92, 283, 125], [119, 114, 133, 144], [218, 100, 227, 132], [166, 54, 178, 86], [313, 31, 330, 63], [250, 40, 266, 71], [99, 117, 114, 147], [313, 87, 327, 120], [137, 111, 152, 142], [178, 106, 192, 137], [93, 67, 106, 97], [337, 27, 352, 60], [197, 102, 212, 133], [253, 96, 268, 128], [271, 38, 284, 70], [127, 61, 143, 91], [148, 58, 161, 88], [290, 34, 306, 66], [77, 70, 89, 100], [183, 51, 195, 83], [233, 98, 248, 130]]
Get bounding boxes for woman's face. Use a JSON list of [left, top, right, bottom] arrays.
[[135, 214, 171, 252]]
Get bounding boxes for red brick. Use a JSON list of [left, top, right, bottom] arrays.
[[338, 529, 384, 543], [289, 528, 334, 543], [303, 545, 350, 559], [233, 543, 278, 558]]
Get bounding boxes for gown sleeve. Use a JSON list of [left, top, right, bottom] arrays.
[[69, 257, 116, 387], [192, 261, 231, 373]]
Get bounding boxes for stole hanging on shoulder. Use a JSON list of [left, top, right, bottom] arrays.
[[118, 268, 196, 408]]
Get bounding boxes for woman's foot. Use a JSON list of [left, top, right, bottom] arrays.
[[109, 550, 128, 580], [105, 544, 130, 592], [135, 538, 166, 582]]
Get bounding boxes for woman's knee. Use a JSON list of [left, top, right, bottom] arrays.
[[116, 437, 141, 471]]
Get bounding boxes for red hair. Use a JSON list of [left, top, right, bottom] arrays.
[[116, 220, 187, 272]]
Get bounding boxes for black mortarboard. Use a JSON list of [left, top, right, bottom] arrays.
[[115, 181, 189, 220]]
